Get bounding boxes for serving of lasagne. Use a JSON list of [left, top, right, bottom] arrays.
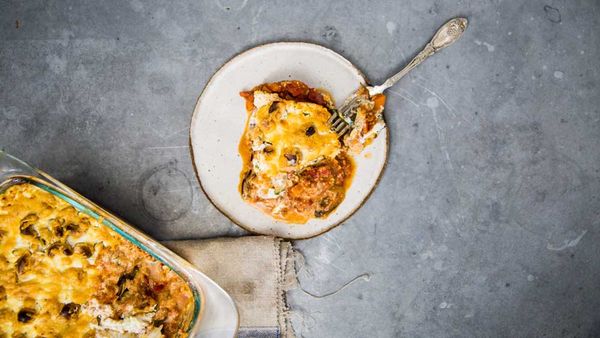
[[0, 183, 195, 337], [238, 80, 385, 223]]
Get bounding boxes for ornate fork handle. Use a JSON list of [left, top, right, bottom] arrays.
[[368, 17, 468, 96]]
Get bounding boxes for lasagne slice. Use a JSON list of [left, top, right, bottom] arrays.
[[238, 81, 342, 223], [239, 81, 383, 223], [239, 80, 385, 224]]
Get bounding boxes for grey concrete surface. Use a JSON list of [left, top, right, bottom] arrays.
[[1, 0, 600, 337]]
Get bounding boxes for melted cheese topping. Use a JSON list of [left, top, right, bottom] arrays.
[[0, 183, 194, 337], [249, 92, 341, 178]]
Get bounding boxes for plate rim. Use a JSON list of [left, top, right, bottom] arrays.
[[189, 41, 390, 240]]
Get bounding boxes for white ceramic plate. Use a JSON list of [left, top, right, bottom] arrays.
[[190, 42, 388, 239]]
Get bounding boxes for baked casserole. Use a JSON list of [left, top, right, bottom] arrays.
[[239, 80, 385, 223], [0, 183, 195, 337]]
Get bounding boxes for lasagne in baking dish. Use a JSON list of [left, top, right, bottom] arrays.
[[0, 183, 195, 337], [239, 80, 385, 223]]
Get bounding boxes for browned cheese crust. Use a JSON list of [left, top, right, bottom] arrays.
[[0, 183, 195, 337]]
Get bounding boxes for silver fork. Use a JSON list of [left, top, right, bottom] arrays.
[[329, 17, 469, 136]]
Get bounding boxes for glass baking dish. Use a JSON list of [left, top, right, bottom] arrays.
[[0, 151, 213, 336]]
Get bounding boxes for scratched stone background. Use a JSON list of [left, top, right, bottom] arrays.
[[1, 0, 600, 337]]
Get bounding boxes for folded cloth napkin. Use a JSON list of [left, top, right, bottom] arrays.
[[164, 236, 296, 338]]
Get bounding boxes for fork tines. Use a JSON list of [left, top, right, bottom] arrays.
[[330, 114, 352, 136], [328, 95, 360, 137]]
